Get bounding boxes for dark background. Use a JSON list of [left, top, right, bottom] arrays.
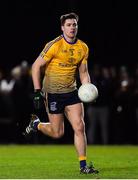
[[0, 0, 138, 144], [1, 0, 138, 70]]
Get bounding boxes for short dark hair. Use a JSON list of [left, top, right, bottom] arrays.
[[60, 12, 79, 26]]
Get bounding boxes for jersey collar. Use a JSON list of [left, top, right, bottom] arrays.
[[62, 34, 77, 44]]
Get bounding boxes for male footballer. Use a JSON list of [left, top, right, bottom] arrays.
[[25, 12, 99, 174]]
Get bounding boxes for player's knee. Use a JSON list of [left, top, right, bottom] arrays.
[[75, 121, 85, 135]]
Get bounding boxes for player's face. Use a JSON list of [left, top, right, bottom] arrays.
[[61, 19, 78, 41]]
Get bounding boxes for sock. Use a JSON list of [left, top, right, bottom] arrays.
[[33, 119, 40, 130], [79, 156, 87, 169]]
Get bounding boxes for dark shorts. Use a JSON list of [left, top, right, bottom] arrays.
[[47, 90, 81, 114]]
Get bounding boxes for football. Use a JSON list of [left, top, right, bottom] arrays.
[[78, 83, 98, 103]]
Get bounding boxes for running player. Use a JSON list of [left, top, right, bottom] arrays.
[[25, 12, 99, 174]]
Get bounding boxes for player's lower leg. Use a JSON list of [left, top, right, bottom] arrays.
[[24, 114, 64, 138], [74, 130, 99, 174], [38, 122, 64, 138]]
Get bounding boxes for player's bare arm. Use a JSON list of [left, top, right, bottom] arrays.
[[79, 63, 91, 84], [32, 56, 46, 90]]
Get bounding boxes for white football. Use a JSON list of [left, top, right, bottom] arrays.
[[78, 83, 98, 103]]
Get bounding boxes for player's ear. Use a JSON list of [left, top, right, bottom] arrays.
[[61, 25, 64, 32]]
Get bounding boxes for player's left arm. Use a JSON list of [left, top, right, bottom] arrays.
[[79, 62, 91, 84], [78, 42, 91, 84]]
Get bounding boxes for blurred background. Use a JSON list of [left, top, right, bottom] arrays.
[[0, 0, 138, 145]]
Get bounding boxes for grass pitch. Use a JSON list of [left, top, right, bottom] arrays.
[[0, 145, 138, 179]]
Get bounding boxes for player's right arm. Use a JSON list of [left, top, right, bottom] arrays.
[[32, 56, 46, 90], [31, 40, 56, 109]]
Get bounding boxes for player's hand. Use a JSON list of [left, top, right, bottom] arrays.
[[33, 89, 45, 110]]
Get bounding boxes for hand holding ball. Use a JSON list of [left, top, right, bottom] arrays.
[[78, 83, 98, 103]]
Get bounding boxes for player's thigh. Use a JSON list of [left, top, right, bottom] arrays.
[[65, 103, 84, 130], [48, 113, 64, 132]]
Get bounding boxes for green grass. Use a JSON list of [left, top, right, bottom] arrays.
[[0, 145, 138, 179]]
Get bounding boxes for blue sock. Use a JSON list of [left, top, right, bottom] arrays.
[[33, 120, 40, 130], [80, 160, 86, 168]]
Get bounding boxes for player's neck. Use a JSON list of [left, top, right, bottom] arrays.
[[62, 34, 77, 44]]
